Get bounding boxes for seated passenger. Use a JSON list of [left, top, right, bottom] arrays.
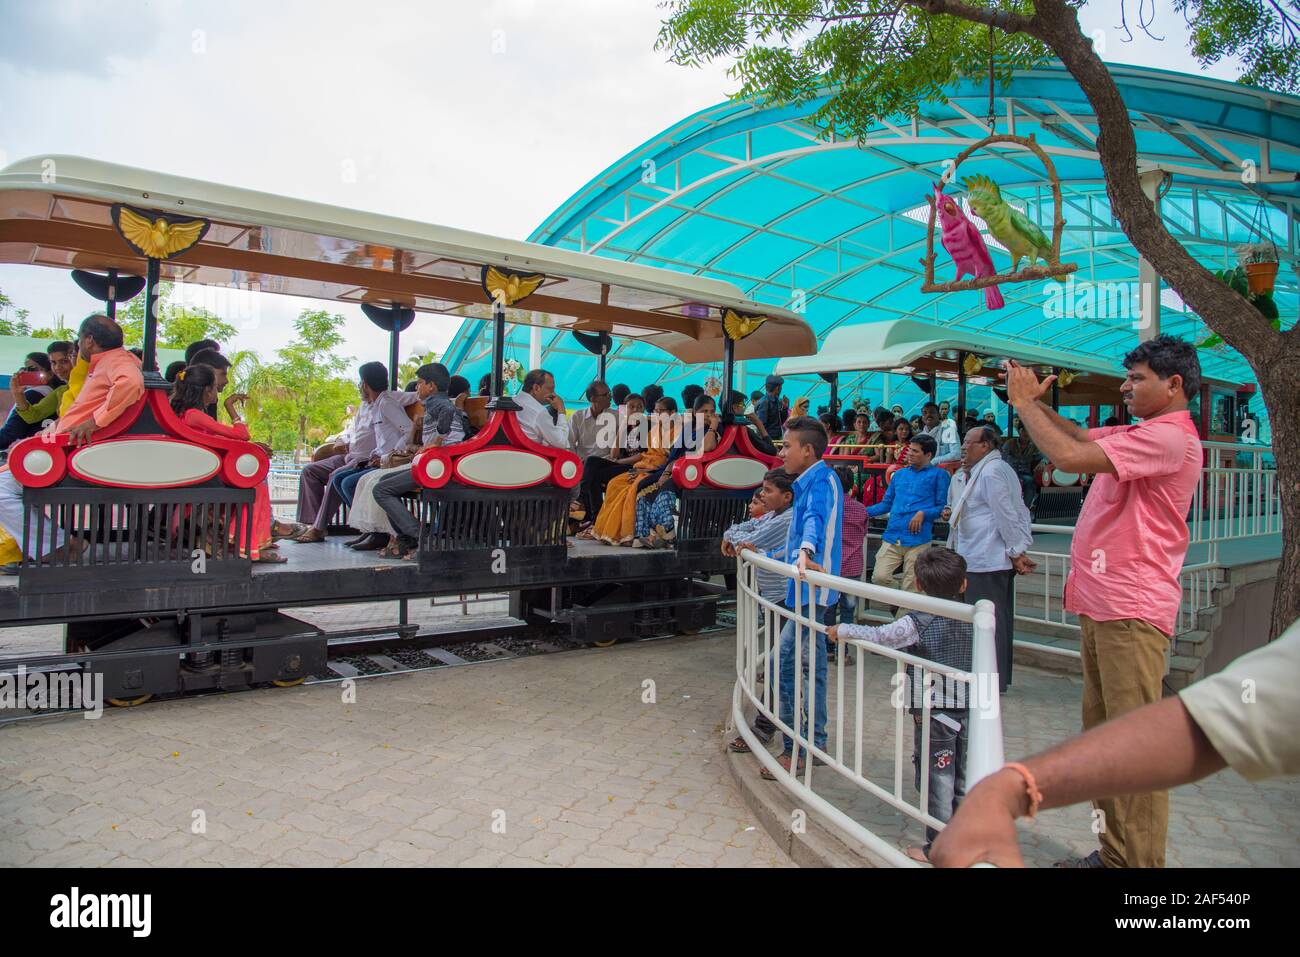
[[568, 379, 617, 525], [348, 371, 470, 553], [0, 315, 143, 569], [1, 351, 59, 452], [632, 394, 721, 548], [514, 368, 570, 449], [575, 393, 645, 539], [292, 361, 417, 544], [372, 362, 469, 560], [188, 348, 236, 420], [592, 395, 676, 545], [727, 390, 777, 456], [170, 364, 292, 563], [164, 359, 187, 383]]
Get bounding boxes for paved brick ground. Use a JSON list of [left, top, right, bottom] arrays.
[[0, 635, 789, 868], [737, 649, 1300, 867], [3, 628, 1295, 868]]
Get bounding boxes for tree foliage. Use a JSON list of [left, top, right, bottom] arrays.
[[117, 282, 240, 349]]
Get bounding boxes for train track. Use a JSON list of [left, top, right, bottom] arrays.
[[0, 604, 737, 727]]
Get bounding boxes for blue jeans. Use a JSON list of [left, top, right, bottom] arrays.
[[913, 709, 969, 850], [778, 609, 829, 756], [330, 465, 375, 507]]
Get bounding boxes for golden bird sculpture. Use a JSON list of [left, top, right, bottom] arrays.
[[482, 266, 545, 307], [111, 205, 210, 260], [962, 353, 984, 376], [722, 309, 768, 342], [1057, 369, 1077, 388]]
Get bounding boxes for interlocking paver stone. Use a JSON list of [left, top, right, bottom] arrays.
[[1, 634, 787, 866]]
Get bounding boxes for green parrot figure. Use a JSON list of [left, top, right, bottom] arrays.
[[961, 174, 1051, 270]]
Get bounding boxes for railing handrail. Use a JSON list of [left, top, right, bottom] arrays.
[[734, 549, 1004, 867]]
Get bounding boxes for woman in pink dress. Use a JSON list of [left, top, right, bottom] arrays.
[[170, 364, 287, 562]]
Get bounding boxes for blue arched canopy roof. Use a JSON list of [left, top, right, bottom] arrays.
[[446, 62, 1297, 433]]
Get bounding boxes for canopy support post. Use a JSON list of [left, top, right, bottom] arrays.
[[722, 332, 736, 424], [105, 268, 119, 321], [956, 351, 968, 433], [141, 258, 163, 384], [598, 343, 608, 383], [388, 304, 400, 392], [1050, 366, 1060, 411], [486, 298, 518, 412]]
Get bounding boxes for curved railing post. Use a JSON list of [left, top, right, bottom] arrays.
[[966, 597, 1005, 789]]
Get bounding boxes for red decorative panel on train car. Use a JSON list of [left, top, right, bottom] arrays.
[[8, 390, 270, 490], [671, 424, 779, 491], [411, 409, 581, 491]]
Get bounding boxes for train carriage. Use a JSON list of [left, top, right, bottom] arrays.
[[0, 154, 816, 703]]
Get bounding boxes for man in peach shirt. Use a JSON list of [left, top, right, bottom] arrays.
[[0, 314, 144, 563], [1005, 335, 1204, 869]]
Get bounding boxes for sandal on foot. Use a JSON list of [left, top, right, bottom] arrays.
[[904, 844, 931, 864], [728, 736, 752, 753], [760, 753, 806, 780]]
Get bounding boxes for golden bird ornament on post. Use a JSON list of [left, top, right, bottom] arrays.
[[111, 205, 210, 260], [482, 266, 545, 307], [722, 309, 768, 341]]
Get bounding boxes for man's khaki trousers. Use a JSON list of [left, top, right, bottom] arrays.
[[1080, 614, 1171, 868]]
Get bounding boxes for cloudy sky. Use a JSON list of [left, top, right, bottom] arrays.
[[0, 0, 1237, 365]]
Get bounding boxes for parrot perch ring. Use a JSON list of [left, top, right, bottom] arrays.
[[921, 133, 1077, 297]]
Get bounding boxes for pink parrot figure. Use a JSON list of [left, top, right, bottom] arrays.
[[934, 184, 1004, 310]]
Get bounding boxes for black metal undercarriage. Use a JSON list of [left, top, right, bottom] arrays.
[[0, 484, 751, 703]]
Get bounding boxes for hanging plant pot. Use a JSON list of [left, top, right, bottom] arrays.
[[1244, 260, 1278, 296]]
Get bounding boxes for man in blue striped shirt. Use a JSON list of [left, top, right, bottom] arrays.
[[761, 416, 843, 779], [868, 433, 951, 595]]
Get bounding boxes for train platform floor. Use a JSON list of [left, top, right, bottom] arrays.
[[0, 632, 792, 868]]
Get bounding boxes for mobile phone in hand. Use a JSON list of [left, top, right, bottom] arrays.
[[14, 371, 48, 388]]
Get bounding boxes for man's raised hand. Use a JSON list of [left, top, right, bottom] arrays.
[[1004, 360, 1056, 408]]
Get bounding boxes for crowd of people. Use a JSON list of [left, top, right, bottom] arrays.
[[721, 336, 1231, 870]]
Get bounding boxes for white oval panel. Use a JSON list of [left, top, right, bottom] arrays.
[[456, 449, 551, 488], [24, 449, 54, 477], [72, 440, 220, 487], [1051, 469, 1082, 487], [425, 458, 446, 481], [705, 456, 768, 490], [559, 460, 577, 480]]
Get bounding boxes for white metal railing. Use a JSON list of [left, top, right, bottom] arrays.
[[733, 549, 1004, 867], [1192, 443, 1282, 564]]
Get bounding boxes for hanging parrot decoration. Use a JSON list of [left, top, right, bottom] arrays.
[[961, 174, 1051, 271], [934, 184, 1004, 310]]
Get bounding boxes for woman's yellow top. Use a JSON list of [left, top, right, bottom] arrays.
[[58, 356, 90, 417]]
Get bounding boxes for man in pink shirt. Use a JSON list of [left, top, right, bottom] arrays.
[[1006, 335, 1203, 869], [0, 314, 145, 563]]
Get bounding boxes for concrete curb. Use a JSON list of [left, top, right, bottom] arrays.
[[724, 745, 896, 868]]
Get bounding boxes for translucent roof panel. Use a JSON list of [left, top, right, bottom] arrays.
[[445, 63, 1297, 439]]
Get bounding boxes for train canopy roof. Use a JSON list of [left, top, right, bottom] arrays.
[[0, 155, 817, 364]]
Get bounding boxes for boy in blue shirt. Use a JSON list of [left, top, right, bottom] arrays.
[[868, 433, 950, 597], [760, 416, 843, 780]]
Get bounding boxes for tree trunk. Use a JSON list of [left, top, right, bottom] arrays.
[[1015, 1, 1298, 639]]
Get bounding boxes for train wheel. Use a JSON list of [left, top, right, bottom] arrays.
[[108, 693, 153, 708], [678, 628, 701, 636], [271, 677, 307, 688], [592, 638, 619, 648]]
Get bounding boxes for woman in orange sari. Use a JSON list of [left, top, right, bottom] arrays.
[[593, 396, 677, 545], [171, 364, 290, 562]]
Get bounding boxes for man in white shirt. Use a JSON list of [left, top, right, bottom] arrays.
[[514, 368, 571, 450], [294, 362, 418, 543], [921, 401, 960, 464], [942, 425, 1034, 691], [568, 380, 616, 462]]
